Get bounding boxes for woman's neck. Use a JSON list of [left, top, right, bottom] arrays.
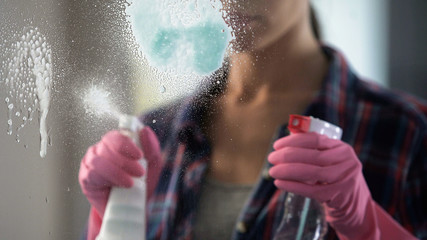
[[226, 17, 328, 103]]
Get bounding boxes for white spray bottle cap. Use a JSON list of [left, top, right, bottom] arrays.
[[288, 115, 342, 140]]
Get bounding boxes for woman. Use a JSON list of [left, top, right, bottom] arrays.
[[79, 0, 425, 239]]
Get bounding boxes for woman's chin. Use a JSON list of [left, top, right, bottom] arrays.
[[229, 39, 271, 55]]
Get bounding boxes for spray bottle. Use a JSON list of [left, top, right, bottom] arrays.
[[96, 114, 147, 240], [273, 115, 342, 240]]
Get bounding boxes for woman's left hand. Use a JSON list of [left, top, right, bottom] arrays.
[[268, 132, 378, 239]]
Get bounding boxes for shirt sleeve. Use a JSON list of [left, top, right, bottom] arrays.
[[402, 129, 427, 239]]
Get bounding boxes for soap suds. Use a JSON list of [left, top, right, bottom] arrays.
[[1, 27, 52, 158]]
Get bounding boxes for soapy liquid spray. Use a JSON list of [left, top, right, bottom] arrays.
[[83, 85, 121, 120]]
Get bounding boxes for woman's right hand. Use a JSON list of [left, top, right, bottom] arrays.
[[78, 126, 163, 218]]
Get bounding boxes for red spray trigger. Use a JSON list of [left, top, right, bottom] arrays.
[[288, 115, 311, 134]]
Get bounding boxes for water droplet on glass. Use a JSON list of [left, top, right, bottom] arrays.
[[45, 197, 48, 203], [67, 187, 70, 192], [24, 145, 28, 149], [152, 119, 157, 124], [15, 111, 21, 117], [5, 97, 10, 103], [159, 85, 166, 93], [8, 104, 14, 110]]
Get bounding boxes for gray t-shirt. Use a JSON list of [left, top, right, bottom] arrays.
[[193, 177, 254, 240]]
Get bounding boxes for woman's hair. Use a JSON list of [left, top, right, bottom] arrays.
[[309, 4, 321, 40]]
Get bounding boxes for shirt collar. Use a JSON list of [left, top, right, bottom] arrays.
[[303, 46, 356, 129], [171, 64, 228, 146]]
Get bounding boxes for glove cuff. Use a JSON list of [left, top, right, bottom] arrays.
[[327, 196, 380, 240], [87, 207, 103, 240]]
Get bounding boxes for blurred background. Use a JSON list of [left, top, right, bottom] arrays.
[[0, 0, 426, 239]]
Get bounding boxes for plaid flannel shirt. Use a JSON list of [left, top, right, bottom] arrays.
[[136, 46, 427, 240]]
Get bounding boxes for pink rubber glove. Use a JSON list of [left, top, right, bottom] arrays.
[[268, 132, 417, 240], [79, 126, 163, 240]]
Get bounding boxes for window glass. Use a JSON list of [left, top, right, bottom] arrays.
[[0, 1, 425, 239]]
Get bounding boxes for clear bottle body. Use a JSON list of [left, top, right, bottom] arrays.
[[273, 115, 342, 240], [273, 193, 327, 240]]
